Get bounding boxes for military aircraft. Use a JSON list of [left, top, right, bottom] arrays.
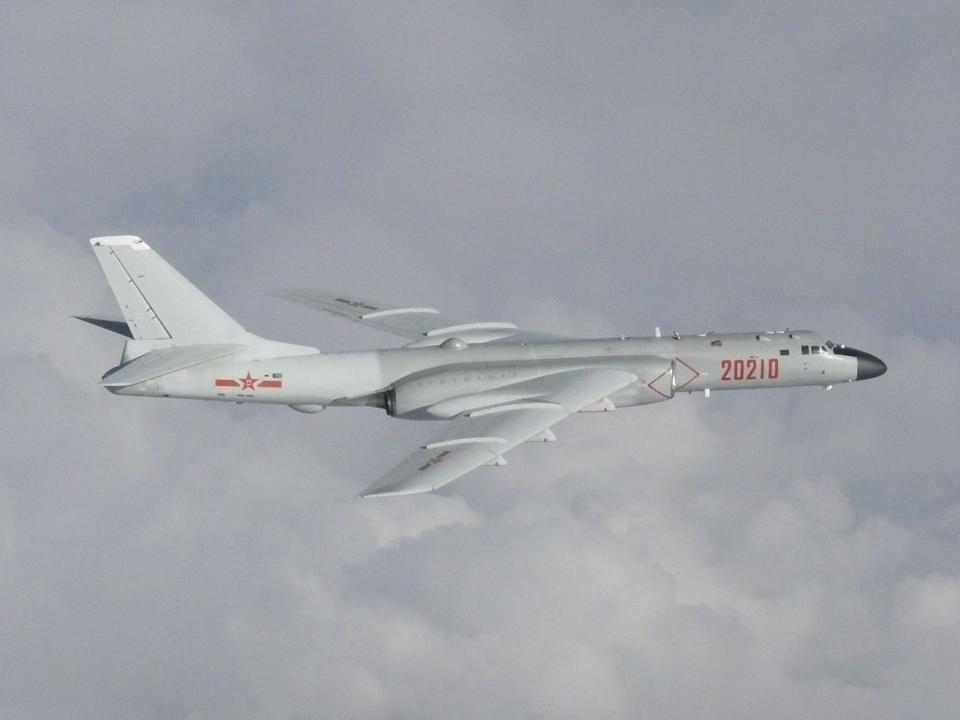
[[78, 236, 887, 497]]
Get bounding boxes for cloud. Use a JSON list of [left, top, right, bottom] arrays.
[[1, 1, 958, 718]]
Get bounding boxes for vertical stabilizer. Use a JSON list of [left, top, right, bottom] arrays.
[[89, 236, 246, 344]]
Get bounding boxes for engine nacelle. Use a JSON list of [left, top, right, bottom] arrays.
[[385, 362, 546, 419], [385, 356, 677, 419], [607, 357, 675, 408]]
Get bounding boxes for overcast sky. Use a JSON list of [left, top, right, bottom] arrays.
[[1, 1, 958, 718]]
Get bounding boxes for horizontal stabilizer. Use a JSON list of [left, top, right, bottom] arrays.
[[73, 315, 134, 338], [100, 343, 244, 387]]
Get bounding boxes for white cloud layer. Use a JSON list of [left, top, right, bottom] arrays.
[[1, 2, 958, 718]]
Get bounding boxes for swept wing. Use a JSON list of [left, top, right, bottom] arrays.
[[272, 288, 565, 345], [360, 367, 636, 497]]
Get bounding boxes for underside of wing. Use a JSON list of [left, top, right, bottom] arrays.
[[360, 367, 637, 497], [272, 288, 565, 346]]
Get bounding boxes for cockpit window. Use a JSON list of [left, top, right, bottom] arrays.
[[825, 341, 836, 349], [811, 345, 821, 354]]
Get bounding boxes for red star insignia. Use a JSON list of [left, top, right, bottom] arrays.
[[240, 372, 259, 391]]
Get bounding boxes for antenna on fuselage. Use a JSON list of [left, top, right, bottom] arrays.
[[655, 327, 661, 338]]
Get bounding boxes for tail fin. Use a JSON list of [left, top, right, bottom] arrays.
[[89, 236, 246, 344]]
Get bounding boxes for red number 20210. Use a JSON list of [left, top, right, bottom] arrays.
[[720, 358, 779, 382]]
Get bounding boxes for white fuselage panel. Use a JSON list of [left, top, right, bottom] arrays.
[[112, 330, 858, 414]]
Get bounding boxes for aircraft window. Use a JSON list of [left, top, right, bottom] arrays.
[[825, 341, 836, 349], [711, 340, 722, 347], [780, 349, 789, 356], [812, 345, 821, 354], [801, 345, 809, 355]]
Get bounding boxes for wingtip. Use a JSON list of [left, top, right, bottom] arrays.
[[357, 486, 435, 499], [89, 235, 148, 248]]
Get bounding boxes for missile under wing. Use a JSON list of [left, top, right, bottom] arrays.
[[272, 288, 566, 346], [360, 368, 637, 497]]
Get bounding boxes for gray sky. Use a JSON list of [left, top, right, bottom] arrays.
[[1, 2, 958, 718]]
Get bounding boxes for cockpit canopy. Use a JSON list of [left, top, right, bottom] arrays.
[[801, 340, 841, 355]]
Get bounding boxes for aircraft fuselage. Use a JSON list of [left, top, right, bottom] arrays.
[[111, 329, 883, 418], [84, 236, 887, 496]]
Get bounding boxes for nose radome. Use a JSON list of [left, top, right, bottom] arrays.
[[834, 345, 887, 381], [856, 352, 887, 381]]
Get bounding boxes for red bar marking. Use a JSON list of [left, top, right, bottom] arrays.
[[258, 379, 282, 388], [418, 449, 451, 472], [215, 379, 241, 387]]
